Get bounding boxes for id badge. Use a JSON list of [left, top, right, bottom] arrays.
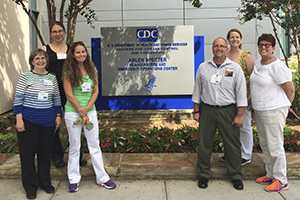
[[81, 82, 92, 92], [210, 73, 222, 84], [224, 68, 234, 77], [57, 53, 67, 60], [38, 91, 49, 101], [43, 79, 53, 86]]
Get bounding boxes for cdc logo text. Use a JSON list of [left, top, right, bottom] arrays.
[[136, 28, 159, 42]]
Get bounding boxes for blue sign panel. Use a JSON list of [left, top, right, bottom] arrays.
[[92, 35, 204, 110]]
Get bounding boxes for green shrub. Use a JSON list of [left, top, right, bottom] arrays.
[[252, 126, 261, 152], [98, 125, 300, 153], [283, 126, 300, 151], [0, 125, 299, 153], [0, 132, 17, 153], [99, 127, 200, 153], [288, 56, 300, 111]]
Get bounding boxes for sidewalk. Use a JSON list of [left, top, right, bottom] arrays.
[[1, 179, 300, 200], [0, 153, 300, 180], [1, 153, 300, 199]]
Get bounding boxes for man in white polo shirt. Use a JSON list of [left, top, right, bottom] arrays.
[[192, 37, 247, 190]]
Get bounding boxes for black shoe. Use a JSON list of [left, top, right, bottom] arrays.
[[231, 179, 244, 190], [80, 159, 87, 167], [197, 177, 208, 189], [241, 158, 251, 166], [53, 160, 65, 168], [40, 184, 55, 193], [220, 156, 225, 162], [26, 191, 37, 199]]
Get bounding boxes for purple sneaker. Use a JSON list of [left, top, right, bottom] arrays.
[[69, 183, 79, 193], [100, 179, 117, 190]]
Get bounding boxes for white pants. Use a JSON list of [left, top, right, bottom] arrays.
[[65, 111, 110, 184], [240, 109, 253, 160], [254, 107, 289, 184]]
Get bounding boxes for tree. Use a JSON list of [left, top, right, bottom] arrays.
[[12, 0, 96, 45], [191, 0, 203, 8], [14, 0, 200, 44], [48, 0, 96, 44], [239, 0, 300, 75], [239, 0, 300, 116], [13, 0, 46, 45]]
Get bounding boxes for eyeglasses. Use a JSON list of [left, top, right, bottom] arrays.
[[213, 45, 227, 48], [33, 56, 46, 61], [258, 43, 273, 48], [51, 30, 64, 34]]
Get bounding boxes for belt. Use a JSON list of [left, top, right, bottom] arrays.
[[203, 103, 235, 108]]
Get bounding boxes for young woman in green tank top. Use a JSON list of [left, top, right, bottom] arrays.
[[63, 41, 116, 193]]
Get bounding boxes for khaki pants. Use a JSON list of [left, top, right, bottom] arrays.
[[254, 107, 289, 184], [197, 103, 242, 180]]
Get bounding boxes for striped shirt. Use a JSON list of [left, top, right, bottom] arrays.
[[13, 71, 62, 127]]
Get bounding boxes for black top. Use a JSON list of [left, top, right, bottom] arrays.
[[46, 44, 68, 106]]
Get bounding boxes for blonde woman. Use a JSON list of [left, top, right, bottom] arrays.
[[226, 28, 254, 166]]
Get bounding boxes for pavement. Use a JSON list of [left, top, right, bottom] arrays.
[[0, 153, 300, 199], [1, 179, 300, 200], [1, 153, 300, 180]]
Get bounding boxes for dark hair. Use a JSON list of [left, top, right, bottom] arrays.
[[50, 21, 66, 32], [29, 49, 48, 70], [63, 41, 97, 87], [257, 34, 276, 47], [227, 28, 243, 49]]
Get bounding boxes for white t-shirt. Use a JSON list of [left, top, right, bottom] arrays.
[[250, 58, 292, 111]]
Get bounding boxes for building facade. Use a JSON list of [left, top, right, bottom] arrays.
[[0, 0, 286, 113], [0, 1, 30, 114], [37, 0, 285, 58]]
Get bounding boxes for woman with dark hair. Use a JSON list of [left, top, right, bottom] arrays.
[[45, 21, 86, 168], [46, 21, 68, 108], [226, 28, 254, 166], [251, 34, 295, 192], [63, 41, 116, 192], [44, 21, 68, 168], [14, 49, 61, 199]]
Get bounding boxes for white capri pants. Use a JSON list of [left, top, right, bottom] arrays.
[[64, 110, 110, 184], [240, 108, 253, 160], [254, 107, 289, 184]]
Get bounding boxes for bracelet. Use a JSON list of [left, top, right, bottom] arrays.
[[192, 111, 200, 114], [56, 113, 61, 117]]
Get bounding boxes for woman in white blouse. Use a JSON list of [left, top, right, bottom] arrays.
[[250, 33, 295, 192]]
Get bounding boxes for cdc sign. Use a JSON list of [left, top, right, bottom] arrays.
[[100, 26, 194, 96], [136, 28, 159, 42]]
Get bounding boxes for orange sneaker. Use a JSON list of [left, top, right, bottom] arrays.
[[264, 179, 288, 192], [255, 176, 273, 184]]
